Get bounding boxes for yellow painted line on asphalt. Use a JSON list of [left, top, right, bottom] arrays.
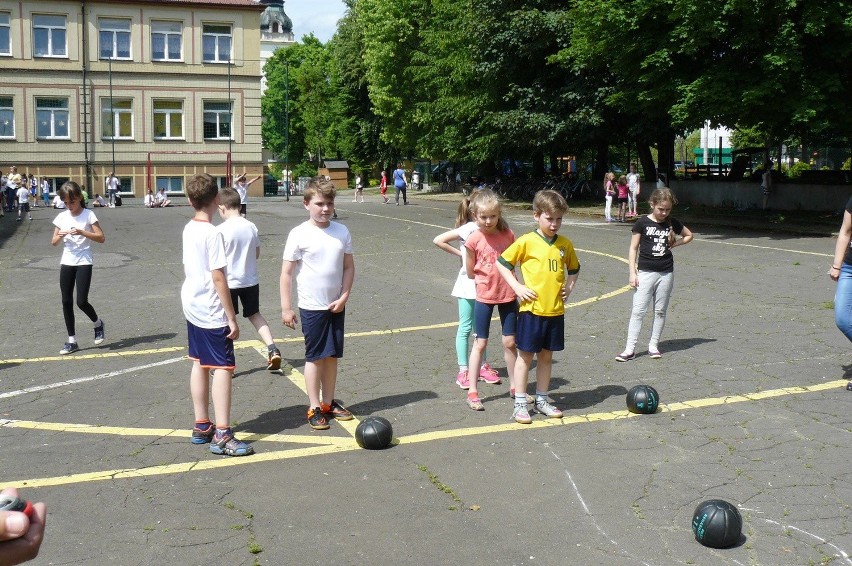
[[1, 378, 845, 490]]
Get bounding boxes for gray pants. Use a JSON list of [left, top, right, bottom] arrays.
[[624, 270, 674, 353]]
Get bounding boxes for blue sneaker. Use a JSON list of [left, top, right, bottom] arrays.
[[209, 430, 254, 456], [94, 322, 105, 345], [191, 423, 215, 445], [59, 342, 79, 355]]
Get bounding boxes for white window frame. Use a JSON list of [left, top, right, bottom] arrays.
[[0, 96, 14, 138], [202, 24, 232, 63], [0, 12, 11, 56], [151, 20, 183, 62], [36, 98, 69, 139], [99, 18, 131, 60], [101, 98, 133, 139], [33, 14, 67, 58], [203, 100, 232, 140], [153, 99, 184, 140]]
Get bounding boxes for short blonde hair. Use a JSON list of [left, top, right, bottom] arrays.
[[303, 176, 336, 203]]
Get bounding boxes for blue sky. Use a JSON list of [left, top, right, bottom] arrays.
[[284, 0, 347, 43]]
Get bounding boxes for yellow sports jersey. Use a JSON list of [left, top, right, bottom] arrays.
[[498, 231, 580, 316]]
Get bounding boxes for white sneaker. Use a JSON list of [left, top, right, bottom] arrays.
[[534, 399, 563, 418], [513, 405, 532, 424]]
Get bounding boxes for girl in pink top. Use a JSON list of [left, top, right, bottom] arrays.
[[616, 175, 629, 223], [463, 189, 518, 411]]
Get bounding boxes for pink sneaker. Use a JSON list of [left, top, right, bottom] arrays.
[[478, 363, 501, 384], [455, 370, 470, 390]]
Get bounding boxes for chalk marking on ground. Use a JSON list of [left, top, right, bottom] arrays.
[[1, 379, 844, 490], [0, 357, 186, 399]]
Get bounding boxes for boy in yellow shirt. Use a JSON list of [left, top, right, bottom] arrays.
[[497, 190, 580, 424]]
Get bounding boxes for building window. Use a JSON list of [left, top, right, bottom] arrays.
[[101, 98, 133, 139], [0, 96, 13, 138], [36, 98, 69, 139], [117, 177, 132, 194], [151, 21, 182, 61], [202, 24, 231, 63], [203, 101, 232, 140], [0, 13, 11, 56], [33, 14, 67, 58], [99, 18, 131, 60], [156, 177, 182, 193], [153, 100, 183, 139]]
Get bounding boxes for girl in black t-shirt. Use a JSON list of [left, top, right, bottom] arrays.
[[616, 188, 693, 362]]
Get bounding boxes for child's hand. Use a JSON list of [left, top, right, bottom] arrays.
[[515, 285, 537, 303], [328, 298, 346, 313], [282, 309, 297, 329], [226, 320, 239, 340], [629, 274, 639, 288]]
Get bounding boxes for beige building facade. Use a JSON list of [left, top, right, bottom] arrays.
[[0, 0, 265, 198]]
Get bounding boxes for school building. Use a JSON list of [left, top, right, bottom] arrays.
[[0, 0, 267, 199]]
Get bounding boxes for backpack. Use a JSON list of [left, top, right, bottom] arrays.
[[114, 193, 122, 207]]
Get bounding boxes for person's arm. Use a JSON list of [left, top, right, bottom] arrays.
[[628, 232, 641, 288], [329, 253, 355, 313], [830, 210, 852, 281], [279, 260, 298, 329], [465, 246, 476, 279], [563, 273, 579, 298], [211, 267, 239, 340], [75, 220, 105, 244], [672, 225, 693, 248], [433, 229, 462, 259], [51, 226, 64, 246], [0, 488, 47, 566], [247, 175, 262, 186], [496, 260, 536, 303]]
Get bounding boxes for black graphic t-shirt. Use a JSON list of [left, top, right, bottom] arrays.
[[632, 215, 684, 273]]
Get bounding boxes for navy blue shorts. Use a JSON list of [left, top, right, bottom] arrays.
[[473, 300, 517, 340], [230, 284, 260, 318], [515, 312, 564, 353], [187, 321, 235, 369], [301, 308, 345, 362]]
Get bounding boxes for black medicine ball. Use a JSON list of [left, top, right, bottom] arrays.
[[692, 499, 743, 548], [626, 384, 659, 414], [355, 416, 393, 449]]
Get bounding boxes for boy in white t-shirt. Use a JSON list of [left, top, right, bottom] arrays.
[[280, 177, 355, 430], [217, 187, 282, 370], [181, 173, 252, 457], [16, 185, 31, 221]]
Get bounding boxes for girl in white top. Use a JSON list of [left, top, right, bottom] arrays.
[[432, 194, 500, 406], [51, 181, 106, 355]]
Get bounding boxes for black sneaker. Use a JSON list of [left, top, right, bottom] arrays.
[[307, 407, 330, 430], [322, 399, 353, 421], [267, 347, 282, 371], [846, 380, 852, 391], [94, 322, 105, 344], [59, 342, 79, 355]]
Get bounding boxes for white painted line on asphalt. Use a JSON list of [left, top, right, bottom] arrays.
[[0, 356, 185, 399]]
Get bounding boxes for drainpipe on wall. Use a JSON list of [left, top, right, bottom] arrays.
[[81, 1, 93, 191]]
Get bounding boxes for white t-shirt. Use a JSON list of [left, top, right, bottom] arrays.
[[16, 187, 29, 204], [41, 180, 50, 196], [450, 221, 478, 300], [627, 172, 640, 192], [106, 176, 120, 192], [92, 195, 106, 207], [235, 183, 248, 204], [52, 195, 66, 209], [157, 192, 167, 203], [144, 194, 155, 207], [53, 208, 99, 266], [181, 219, 228, 328], [218, 216, 259, 289], [283, 220, 353, 311]]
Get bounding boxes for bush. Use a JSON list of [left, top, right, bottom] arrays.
[[787, 161, 811, 179]]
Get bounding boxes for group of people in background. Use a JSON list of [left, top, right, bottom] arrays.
[[1, 167, 53, 221], [603, 163, 642, 223]]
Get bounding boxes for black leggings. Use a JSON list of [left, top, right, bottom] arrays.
[[59, 264, 98, 336]]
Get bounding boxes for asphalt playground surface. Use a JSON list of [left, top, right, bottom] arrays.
[[0, 191, 850, 565]]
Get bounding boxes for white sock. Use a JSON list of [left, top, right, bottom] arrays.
[[68, 336, 77, 344]]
